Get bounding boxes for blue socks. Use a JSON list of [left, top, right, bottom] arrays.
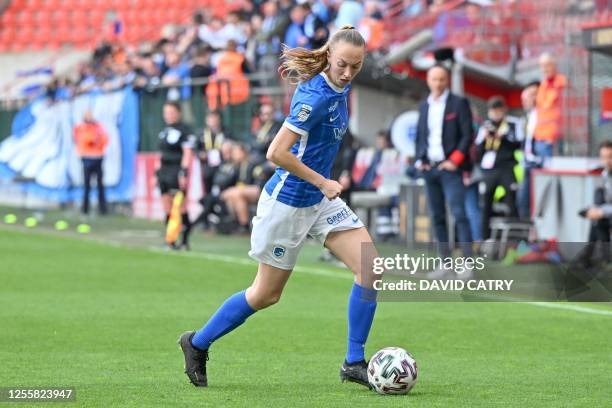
[[191, 290, 256, 350], [190, 283, 377, 361], [346, 283, 377, 364]]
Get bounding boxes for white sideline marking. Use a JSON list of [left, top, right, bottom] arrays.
[[152, 248, 612, 316], [64, 236, 612, 317], [147, 246, 353, 280], [525, 302, 612, 317]]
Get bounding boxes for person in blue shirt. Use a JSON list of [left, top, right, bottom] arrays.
[[179, 25, 378, 389]]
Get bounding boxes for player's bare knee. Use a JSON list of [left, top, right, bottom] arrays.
[[246, 286, 282, 310]]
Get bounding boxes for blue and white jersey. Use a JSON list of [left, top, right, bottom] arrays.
[[264, 72, 350, 207]]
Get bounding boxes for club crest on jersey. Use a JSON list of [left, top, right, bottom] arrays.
[[297, 104, 312, 122], [328, 101, 338, 113], [273, 246, 286, 258]]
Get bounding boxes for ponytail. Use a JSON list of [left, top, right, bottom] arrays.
[[279, 25, 365, 84]]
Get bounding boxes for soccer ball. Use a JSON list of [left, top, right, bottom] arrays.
[[367, 347, 418, 395]]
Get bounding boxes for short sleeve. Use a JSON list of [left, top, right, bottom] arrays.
[[180, 125, 196, 149], [283, 85, 326, 137]]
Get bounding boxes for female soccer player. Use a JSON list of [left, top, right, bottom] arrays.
[[179, 26, 378, 388]]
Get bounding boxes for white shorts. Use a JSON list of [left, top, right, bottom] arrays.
[[248, 190, 365, 270]]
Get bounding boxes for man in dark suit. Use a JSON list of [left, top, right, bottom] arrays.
[[415, 64, 474, 256]]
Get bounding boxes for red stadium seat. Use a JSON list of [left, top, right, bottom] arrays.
[[71, 28, 90, 46], [122, 9, 140, 25], [42, 0, 63, 11], [10, 0, 26, 8], [0, 27, 16, 43], [88, 9, 106, 26], [33, 10, 51, 26], [0, 11, 16, 26], [11, 40, 27, 52], [18, 26, 35, 44], [72, 10, 88, 25], [24, 0, 44, 10], [55, 25, 72, 44], [16, 11, 35, 27], [52, 10, 69, 25]]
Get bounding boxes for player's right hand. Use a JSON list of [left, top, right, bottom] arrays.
[[319, 179, 343, 200]]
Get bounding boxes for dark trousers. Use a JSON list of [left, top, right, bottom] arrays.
[[518, 162, 538, 220], [581, 188, 611, 263], [422, 168, 472, 255], [82, 158, 106, 215], [481, 167, 518, 240], [202, 164, 218, 195]]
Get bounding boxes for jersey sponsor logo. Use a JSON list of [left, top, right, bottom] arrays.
[[326, 207, 354, 225], [351, 216, 360, 223], [328, 101, 338, 113], [273, 246, 286, 258], [297, 104, 312, 122], [333, 126, 347, 142]]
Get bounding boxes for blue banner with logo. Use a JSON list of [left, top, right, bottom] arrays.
[[0, 87, 139, 203]]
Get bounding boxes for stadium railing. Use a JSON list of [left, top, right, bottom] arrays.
[[0, 72, 283, 152], [137, 72, 282, 151]]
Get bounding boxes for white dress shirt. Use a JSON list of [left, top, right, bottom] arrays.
[[426, 89, 449, 162]]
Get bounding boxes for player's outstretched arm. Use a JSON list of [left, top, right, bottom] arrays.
[[267, 126, 342, 200]]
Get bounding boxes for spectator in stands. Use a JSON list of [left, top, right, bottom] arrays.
[[206, 39, 251, 110], [334, 0, 364, 30], [197, 110, 231, 200], [175, 14, 204, 58], [219, 11, 248, 46], [133, 55, 162, 93], [196, 141, 242, 233], [244, 14, 263, 70], [189, 45, 213, 86], [311, 0, 333, 24], [475, 96, 521, 240], [415, 64, 473, 256], [517, 81, 540, 220], [577, 140, 612, 264], [220, 143, 263, 233], [358, 1, 384, 51], [304, 2, 330, 49], [257, 1, 288, 56], [199, 17, 228, 51], [256, 1, 288, 83], [162, 49, 191, 101], [250, 102, 282, 165], [73, 111, 108, 216], [534, 52, 567, 162], [284, 4, 310, 48]]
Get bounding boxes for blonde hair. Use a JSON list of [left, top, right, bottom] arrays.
[[279, 25, 365, 84]]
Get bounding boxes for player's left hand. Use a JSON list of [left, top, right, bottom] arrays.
[[320, 179, 343, 200], [586, 207, 605, 220], [437, 160, 457, 172]]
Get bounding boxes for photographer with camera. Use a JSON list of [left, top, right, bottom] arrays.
[[476, 96, 522, 240]]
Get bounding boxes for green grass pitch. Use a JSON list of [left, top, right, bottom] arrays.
[[1, 218, 612, 407]]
